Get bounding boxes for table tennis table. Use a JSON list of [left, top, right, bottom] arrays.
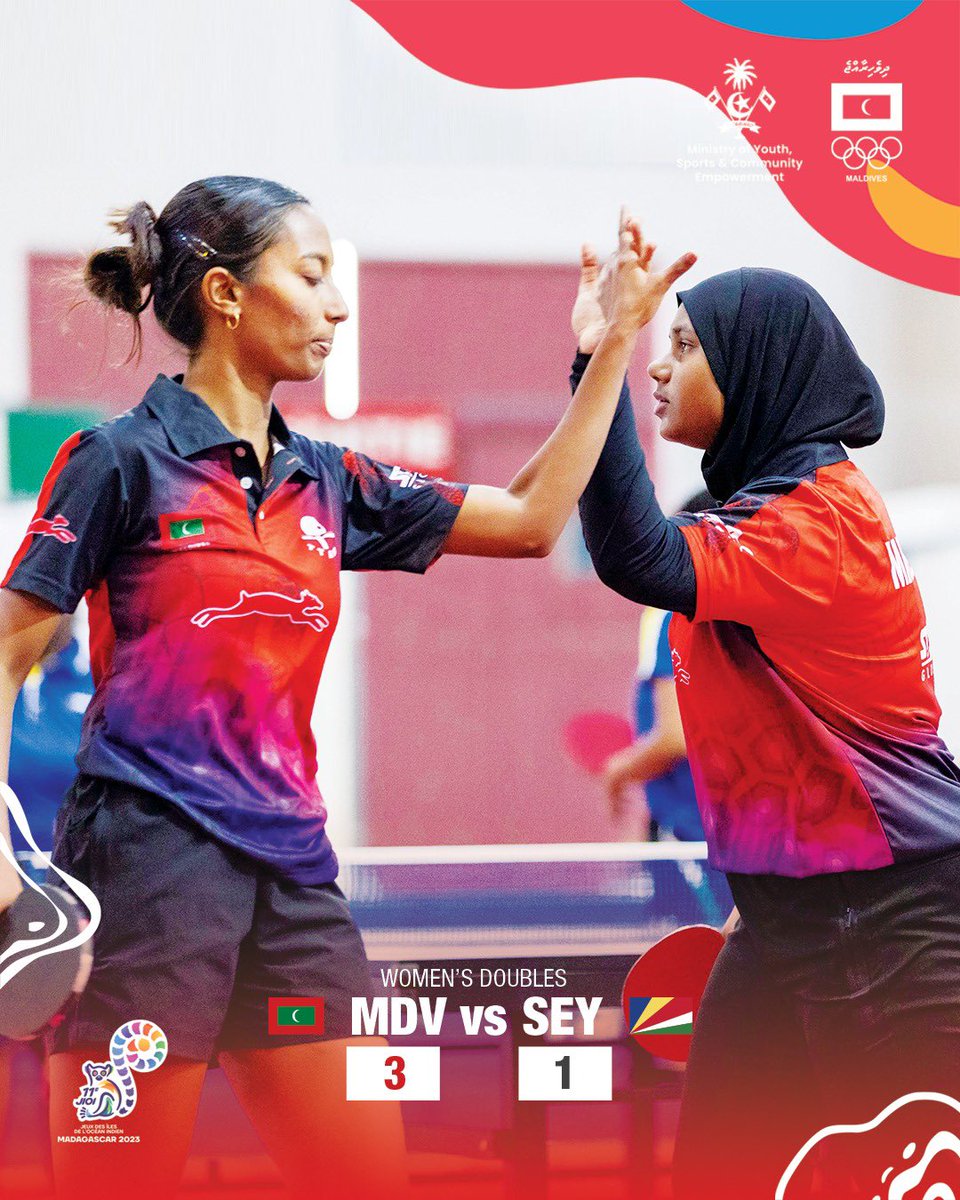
[[17, 840, 731, 1197], [338, 841, 732, 1196]]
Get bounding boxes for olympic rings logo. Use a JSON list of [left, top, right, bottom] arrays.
[[830, 136, 903, 169]]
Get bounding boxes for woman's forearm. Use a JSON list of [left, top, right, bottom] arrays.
[[505, 323, 640, 543], [0, 590, 65, 909], [618, 729, 687, 784], [573, 354, 698, 617], [0, 675, 24, 907], [445, 218, 696, 560], [444, 323, 642, 557]]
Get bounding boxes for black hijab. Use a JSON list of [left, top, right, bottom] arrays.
[[676, 268, 884, 503]]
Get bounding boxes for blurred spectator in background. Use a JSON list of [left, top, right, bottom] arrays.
[[601, 491, 714, 841], [8, 615, 92, 854]]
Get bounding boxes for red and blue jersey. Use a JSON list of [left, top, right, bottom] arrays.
[[3, 374, 467, 882], [672, 460, 960, 877]]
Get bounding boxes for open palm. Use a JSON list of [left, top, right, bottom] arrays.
[[572, 210, 696, 352]]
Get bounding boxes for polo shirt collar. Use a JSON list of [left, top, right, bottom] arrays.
[[144, 373, 301, 463]]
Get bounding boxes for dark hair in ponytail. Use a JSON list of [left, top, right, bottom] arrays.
[[83, 176, 309, 363]]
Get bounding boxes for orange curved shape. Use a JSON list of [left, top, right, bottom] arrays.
[[866, 161, 960, 258]]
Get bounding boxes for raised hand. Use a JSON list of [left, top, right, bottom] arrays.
[[603, 207, 697, 334], [571, 243, 607, 354], [572, 208, 696, 353]]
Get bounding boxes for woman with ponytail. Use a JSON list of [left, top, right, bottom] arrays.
[[0, 180, 694, 1197]]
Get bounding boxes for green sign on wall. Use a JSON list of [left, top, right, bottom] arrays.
[[7, 408, 104, 496]]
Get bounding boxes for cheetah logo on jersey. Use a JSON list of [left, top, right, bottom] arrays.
[[300, 516, 337, 558], [191, 589, 330, 633], [672, 649, 691, 686], [27, 514, 76, 544]]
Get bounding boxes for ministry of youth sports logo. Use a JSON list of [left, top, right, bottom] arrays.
[[706, 58, 776, 133]]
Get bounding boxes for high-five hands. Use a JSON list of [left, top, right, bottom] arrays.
[[571, 208, 696, 353]]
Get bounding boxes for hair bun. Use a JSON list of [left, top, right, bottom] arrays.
[[84, 200, 161, 317], [113, 201, 162, 294]]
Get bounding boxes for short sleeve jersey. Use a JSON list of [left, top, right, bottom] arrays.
[[2, 374, 468, 883], [671, 459, 960, 877], [632, 608, 704, 841]]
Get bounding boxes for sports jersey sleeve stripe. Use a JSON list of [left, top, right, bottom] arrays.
[[1, 430, 83, 590], [680, 523, 714, 623], [336, 447, 469, 573]]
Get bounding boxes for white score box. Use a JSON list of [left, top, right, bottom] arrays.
[[346, 1046, 440, 1101], [517, 1046, 613, 1101]]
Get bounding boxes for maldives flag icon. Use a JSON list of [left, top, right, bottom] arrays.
[[268, 996, 325, 1035], [159, 511, 211, 547], [830, 83, 902, 132]]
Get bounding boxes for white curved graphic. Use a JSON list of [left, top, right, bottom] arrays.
[[0, 781, 101, 989], [776, 1092, 960, 1200]]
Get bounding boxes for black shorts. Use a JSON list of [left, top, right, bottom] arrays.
[[673, 846, 960, 1200], [47, 775, 373, 1062]]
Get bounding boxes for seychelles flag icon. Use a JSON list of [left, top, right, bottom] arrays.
[[268, 996, 325, 1035], [629, 997, 694, 1037]]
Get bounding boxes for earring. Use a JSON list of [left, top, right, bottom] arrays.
[[226, 312, 240, 330]]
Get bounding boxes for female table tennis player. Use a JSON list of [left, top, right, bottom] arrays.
[[0, 179, 693, 1198], [571, 242, 960, 1198]]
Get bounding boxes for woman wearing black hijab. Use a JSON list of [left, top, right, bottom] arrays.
[[572, 239, 960, 1199]]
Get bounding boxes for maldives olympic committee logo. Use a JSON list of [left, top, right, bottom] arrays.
[[829, 81, 903, 182]]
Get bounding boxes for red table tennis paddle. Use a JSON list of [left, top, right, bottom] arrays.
[[621, 924, 725, 1062], [562, 710, 634, 775]]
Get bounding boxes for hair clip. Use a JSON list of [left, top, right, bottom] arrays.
[[175, 230, 219, 260]]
